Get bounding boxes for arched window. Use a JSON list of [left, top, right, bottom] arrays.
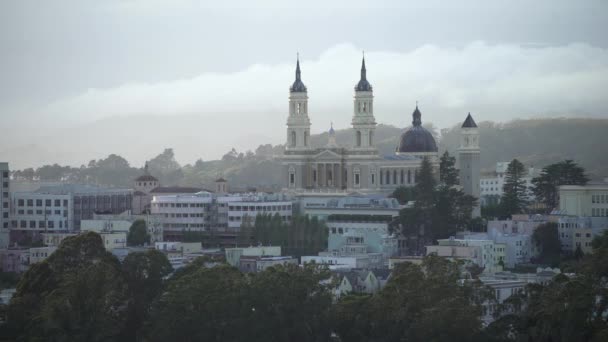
[[356, 131, 362, 147], [288, 166, 296, 187], [291, 131, 296, 147], [363, 102, 367, 112]]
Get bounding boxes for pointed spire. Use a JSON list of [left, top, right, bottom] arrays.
[[295, 52, 301, 81], [412, 104, 422, 126], [462, 112, 478, 128], [144, 162, 149, 175], [290, 52, 307, 92], [355, 51, 372, 92]]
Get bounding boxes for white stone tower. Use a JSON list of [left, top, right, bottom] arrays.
[[285, 55, 311, 151], [458, 113, 481, 218], [351, 54, 376, 150]]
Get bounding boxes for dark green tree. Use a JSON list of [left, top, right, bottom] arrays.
[[390, 186, 415, 204], [532, 222, 561, 266], [532, 160, 589, 210], [439, 151, 459, 186], [501, 159, 528, 216], [121, 250, 173, 342], [127, 220, 150, 246], [4, 232, 127, 341]]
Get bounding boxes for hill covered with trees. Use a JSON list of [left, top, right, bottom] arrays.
[[10, 118, 608, 190]]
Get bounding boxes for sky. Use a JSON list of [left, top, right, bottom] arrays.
[[1, 0, 608, 169]]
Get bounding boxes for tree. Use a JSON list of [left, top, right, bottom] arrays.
[[439, 151, 459, 186], [4, 232, 127, 341], [127, 220, 150, 246], [501, 159, 528, 216], [390, 186, 415, 205], [532, 160, 589, 210], [532, 222, 561, 266], [121, 250, 173, 341]]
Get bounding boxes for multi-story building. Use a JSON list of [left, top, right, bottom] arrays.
[[555, 216, 608, 254], [41, 232, 77, 247], [9, 192, 72, 244], [225, 246, 282, 267], [151, 192, 293, 242], [480, 162, 538, 206], [81, 212, 164, 243], [29, 246, 57, 264], [559, 182, 608, 217], [238, 255, 298, 273], [1, 163, 9, 230], [0, 247, 29, 273], [427, 237, 506, 273]]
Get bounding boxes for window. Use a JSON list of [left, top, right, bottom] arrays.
[[354, 169, 361, 187], [27, 199, 33, 207], [371, 173, 375, 185], [29, 220, 36, 228], [356, 131, 362, 147], [304, 131, 308, 146], [291, 131, 296, 147], [36, 199, 42, 207], [45, 199, 51, 207], [18, 199, 24, 207], [369, 131, 373, 146]]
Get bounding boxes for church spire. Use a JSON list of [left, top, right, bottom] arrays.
[[355, 52, 372, 92], [290, 53, 307, 93]]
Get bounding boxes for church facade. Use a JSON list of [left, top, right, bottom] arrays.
[[282, 56, 451, 195]]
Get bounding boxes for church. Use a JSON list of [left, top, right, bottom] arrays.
[[281, 56, 480, 206]]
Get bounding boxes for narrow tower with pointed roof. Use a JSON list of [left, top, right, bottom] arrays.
[[458, 112, 481, 217], [286, 54, 311, 151], [352, 53, 377, 150]]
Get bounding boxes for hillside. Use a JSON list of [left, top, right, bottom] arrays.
[[10, 118, 608, 189]]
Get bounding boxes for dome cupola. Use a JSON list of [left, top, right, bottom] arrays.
[[397, 105, 438, 153]]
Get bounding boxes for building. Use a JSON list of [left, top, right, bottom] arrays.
[[238, 255, 298, 273], [29, 246, 57, 264], [81, 212, 164, 243], [333, 269, 391, 298], [1, 163, 9, 230], [151, 191, 293, 242], [301, 254, 382, 270], [556, 216, 608, 254], [388, 255, 424, 269], [281, 56, 442, 195], [458, 114, 481, 217], [480, 162, 538, 206], [427, 237, 505, 273], [9, 192, 73, 244], [559, 182, 608, 217], [41, 232, 77, 247], [0, 247, 29, 273], [225, 246, 282, 267]]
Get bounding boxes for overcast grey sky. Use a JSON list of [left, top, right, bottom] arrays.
[[1, 0, 608, 168]]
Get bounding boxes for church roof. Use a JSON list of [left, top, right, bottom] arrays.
[[135, 175, 158, 182], [462, 113, 478, 128], [355, 56, 373, 92], [289, 56, 307, 93], [396, 105, 438, 153]]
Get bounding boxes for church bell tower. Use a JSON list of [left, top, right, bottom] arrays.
[[285, 55, 311, 151], [458, 113, 481, 218], [352, 54, 376, 150]]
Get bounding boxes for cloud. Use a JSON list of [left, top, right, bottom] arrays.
[[6, 41, 608, 168]]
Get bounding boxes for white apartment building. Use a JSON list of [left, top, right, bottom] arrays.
[[225, 246, 282, 267], [81, 212, 164, 243], [556, 216, 608, 254], [480, 162, 537, 205], [29, 246, 57, 264], [300, 253, 383, 269], [559, 182, 608, 217], [428, 237, 506, 273], [10, 192, 72, 232], [151, 192, 293, 241]]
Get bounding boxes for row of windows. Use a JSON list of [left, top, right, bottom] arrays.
[[1, 182, 7, 188], [16, 209, 66, 216], [560, 222, 584, 229], [591, 208, 608, 217], [380, 169, 414, 186], [163, 213, 208, 219], [11, 220, 67, 229], [481, 187, 500, 192], [229, 215, 291, 222], [17, 199, 68, 207], [229, 205, 291, 211], [481, 180, 500, 185], [154, 202, 210, 208], [591, 194, 608, 204]]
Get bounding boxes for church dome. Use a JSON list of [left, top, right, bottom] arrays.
[[397, 106, 438, 153]]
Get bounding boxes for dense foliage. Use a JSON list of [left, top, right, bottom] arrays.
[[397, 155, 477, 253], [500, 159, 528, 216], [531, 160, 589, 211], [3, 230, 608, 341], [127, 220, 151, 247], [248, 214, 328, 258]]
